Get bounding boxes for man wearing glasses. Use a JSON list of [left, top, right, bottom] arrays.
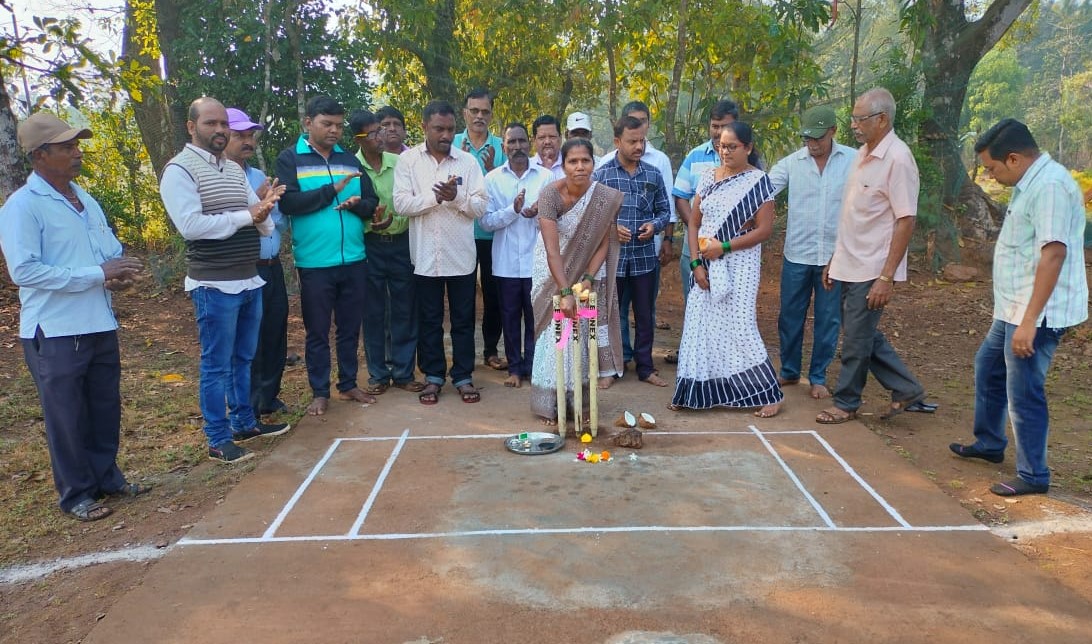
[[350, 109, 424, 396], [817, 88, 928, 424], [453, 88, 509, 372], [768, 106, 854, 401]]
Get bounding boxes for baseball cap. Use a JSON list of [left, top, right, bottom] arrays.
[[227, 108, 264, 131], [17, 113, 92, 154], [800, 106, 837, 139], [566, 112, 592, 133]]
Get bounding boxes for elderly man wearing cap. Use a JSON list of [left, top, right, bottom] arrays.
[[767, 105, 854, 400], [0, 113, 147, 521], [161, 97, 289, 464], [223, 108, 290, 417]]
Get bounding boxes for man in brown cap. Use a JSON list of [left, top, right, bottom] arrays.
[[0, 113, 147, 522]]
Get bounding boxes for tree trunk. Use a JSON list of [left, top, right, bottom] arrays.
[[663, 0, 689, 165], [604, 0, 619, 121], [420, 0, 459, 107], [123, 0, 185, 176], [0, 68, 27, 202]]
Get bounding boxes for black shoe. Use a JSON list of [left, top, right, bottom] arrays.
[[906, 400, 939, 413], [949, 442, 1004, 464], [260, 399, 289, 415], [233, 422, 291, 443], [990, 478, 1049, 496], [208, 441, 254, 463]]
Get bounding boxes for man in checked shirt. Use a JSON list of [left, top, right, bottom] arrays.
[[592, 115, 671, 387]]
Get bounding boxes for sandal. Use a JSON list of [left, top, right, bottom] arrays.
[[815, 407, 857, 424], [364, 382, 390, 396], [880, 392, 927, 420], [457, 383, 481, 404], [106, 482, 152, 498], [419, 383, 441, 405], [394, 380, 427, 393], [485, 356, 508, 371], [67, 498, 113, 522]]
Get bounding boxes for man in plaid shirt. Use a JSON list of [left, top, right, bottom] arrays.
[[592, 115, 671, 387]]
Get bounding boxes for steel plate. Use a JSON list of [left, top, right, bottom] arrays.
[[504, 431, 565, 455]]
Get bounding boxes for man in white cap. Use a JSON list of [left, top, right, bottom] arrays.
[[767, 105, 854, 400], [224, 107, 290, 417], [0, 113, 147, 521], [565, 111, 599, 164]]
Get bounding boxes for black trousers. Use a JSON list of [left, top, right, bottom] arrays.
[[297, 260, 368, 398], [476, 238, 503, 360], [22, 329, 126, 511], [416, 271, 476, 387], [250, 259, 288, 413], [617, 270, 658, 380]]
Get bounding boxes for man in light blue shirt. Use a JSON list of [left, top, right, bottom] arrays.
[[767, 106, 854, 399], [480, 122, 551, 387], [0, 113, 146, 522], [951, 119, 1088, 497], [454, 88, 509, 371], [225, 108, 290, 417]]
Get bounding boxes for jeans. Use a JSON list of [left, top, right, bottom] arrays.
[[832, 280, 923, 412], [363, 233, 418, 386], [496, 276, 534, 378], [620, 264, 660, 363], [617, 270, 658, 380], [778, 258, 841, 386], [22, 329, 126, 511], [250, 260, 288, 414], [679, 231, 692, 302], [972, 319, 1065, 487], [476, 238, 503, 360], [192, 286, 262, 447], [297, 261, 368, 398], [416, 272, 476, 387]]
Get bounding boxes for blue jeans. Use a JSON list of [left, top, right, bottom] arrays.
[[972, 319, 1065, 487], [192, 286, 262, 447], [778, 258, 841, 386], [363, 233, 417, 386]]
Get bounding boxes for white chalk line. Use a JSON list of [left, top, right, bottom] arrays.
[[177, 523, 990, 546], [808, 430, 912, 528], [262, 438, 344, 539], [336, 430, 818, 442], [749, 425, 835, 528], [0, 544, 171, 585], [348, 428, 409, 536]]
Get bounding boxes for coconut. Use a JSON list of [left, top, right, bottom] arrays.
[[613, 410, 636, 428], [637, 412, 656, 429]]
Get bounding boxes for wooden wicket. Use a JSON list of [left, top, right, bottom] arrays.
[[587, 292, 599, 437], [553, 295, 566, 434]]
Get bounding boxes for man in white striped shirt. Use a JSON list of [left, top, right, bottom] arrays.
[[950, 119, 1088, 497]]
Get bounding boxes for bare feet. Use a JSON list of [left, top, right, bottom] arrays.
[[306, 397, 329, 416], [777, 376, 800, 386], [754, 403, 781, 418], [504, 374, 521, 388], [339, 387, 378, 404], [540, 416, 558, 426], [598, 376, 615, 390], [810, 383, 831, 399], [642, 373, 669, 387]]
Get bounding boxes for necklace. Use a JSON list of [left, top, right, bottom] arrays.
[[62, 191, 83, 210]]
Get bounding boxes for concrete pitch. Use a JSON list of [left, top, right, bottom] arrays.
[[84, 369, 1092, 643]]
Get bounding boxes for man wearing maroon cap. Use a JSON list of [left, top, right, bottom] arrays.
[[224, 107, 290, 417], [0, 113, 148, 521]]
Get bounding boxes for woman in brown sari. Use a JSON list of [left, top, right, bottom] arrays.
[[530, 139, 624, 425]]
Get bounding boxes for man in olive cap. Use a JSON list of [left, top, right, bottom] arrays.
[[767, 105, 855, 399], [0, 113, 147, 522]]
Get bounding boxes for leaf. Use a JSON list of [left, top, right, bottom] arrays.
[[161, 373, 184, 383]]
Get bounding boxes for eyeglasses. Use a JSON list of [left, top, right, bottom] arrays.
[[850, 112, 884, 124], [717, 143, 743, 153], [354, 130, 381, 140], [467, 108, 492, 117]]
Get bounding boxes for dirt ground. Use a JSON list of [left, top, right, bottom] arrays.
[[1, 239, 1090, 643]]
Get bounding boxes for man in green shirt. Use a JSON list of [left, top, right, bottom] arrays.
[[350, 110, 425, 394]]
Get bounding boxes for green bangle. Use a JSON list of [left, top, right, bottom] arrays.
[[560, 287, 573, 296], [722, 240, 732, 253], [689, 259, 702, 270], [581, 273, 595, 283]]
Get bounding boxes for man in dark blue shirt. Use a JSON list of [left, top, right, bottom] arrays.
[[592, 115, 671, 386]]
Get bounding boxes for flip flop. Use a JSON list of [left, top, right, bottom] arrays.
[[485, 356, 508, 371], [881, 392, 928, 420], [816, 408, 857, 424], [66, 498, 112, 522], [457, 383, 481, 403], [906, 400, 938, 413], [394, 380, 427, 393], [419, 383, 441, 405]]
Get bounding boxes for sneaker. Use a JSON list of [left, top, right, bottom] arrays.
[[233, 422, 291, 443], [208, 441, 254, 463]]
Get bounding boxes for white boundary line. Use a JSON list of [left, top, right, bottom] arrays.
[[262, 438, 344, 539], [177, 523, 989, 546], [348, 428, 409, 536], [749, 425, 835, 528], [808, 430, 912, 528], [176, 427, 986, 547]]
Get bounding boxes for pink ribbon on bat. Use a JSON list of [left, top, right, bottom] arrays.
[[553, 307, 597, 349]]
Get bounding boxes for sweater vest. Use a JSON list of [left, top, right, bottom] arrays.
[[166, 148, 260, 281]]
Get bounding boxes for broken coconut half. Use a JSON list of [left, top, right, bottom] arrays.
[[613, 410, 636, 428], [637, 412, 656, 429]]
